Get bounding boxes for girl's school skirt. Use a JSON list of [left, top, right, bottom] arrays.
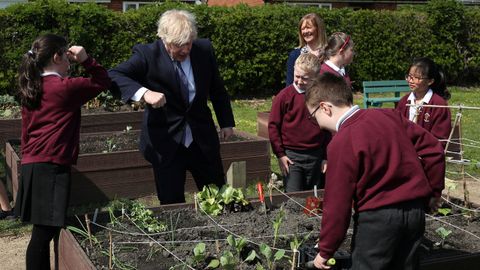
[[14, 162, 71, 227]]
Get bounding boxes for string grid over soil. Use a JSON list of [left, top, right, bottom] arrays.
[[69, 196, 480, 270]]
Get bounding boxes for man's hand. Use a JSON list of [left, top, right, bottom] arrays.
[[220, 127, 233, 141], [278, 156, 294, 176], [314, 253, 331, 269], [143, 90, 166, 108]]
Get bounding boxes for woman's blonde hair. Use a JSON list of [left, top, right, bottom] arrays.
[[297, 13, 327, 50], [157, 9, 198, 45]]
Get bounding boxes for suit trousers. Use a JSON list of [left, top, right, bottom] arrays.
[[152, 141, 225, 204], [351, 199, 425, 270]]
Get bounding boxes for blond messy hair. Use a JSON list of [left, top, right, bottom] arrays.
[[157, 9, 198, 45], [295, 53, 321, 74]]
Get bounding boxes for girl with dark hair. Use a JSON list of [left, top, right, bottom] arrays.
[[15, 34, 110, 269], [396, 57, 451, 147], [318, 32, 355, 89]]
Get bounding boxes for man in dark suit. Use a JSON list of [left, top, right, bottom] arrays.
[[109, 9, 235, 204]]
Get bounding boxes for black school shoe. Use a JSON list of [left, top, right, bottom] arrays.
[[0, 209, 15, 220]]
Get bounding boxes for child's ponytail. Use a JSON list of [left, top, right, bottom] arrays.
[[318, 32, 352, 64], [17, 34, 68, 109]]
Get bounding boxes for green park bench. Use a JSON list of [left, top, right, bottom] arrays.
[[363, 80, 410, 108]]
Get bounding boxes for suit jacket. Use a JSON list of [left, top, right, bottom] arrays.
[[109, 39, 235, 166]]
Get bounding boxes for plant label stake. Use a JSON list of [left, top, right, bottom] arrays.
[[109, 231, 113, 270], [194, 192, 198, 213], [85, 214, 93, 248], [257, 182, 267, 214]]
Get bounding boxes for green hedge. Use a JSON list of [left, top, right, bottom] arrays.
[[0, 0, 478, 98]]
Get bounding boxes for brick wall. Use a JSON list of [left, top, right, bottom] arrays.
[[208, 0, 264, 7]]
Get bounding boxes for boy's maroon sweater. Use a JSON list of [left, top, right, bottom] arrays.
[[21, 57, 111, 166], [319, 109, 445, 259], [268, 84, 331, 158]]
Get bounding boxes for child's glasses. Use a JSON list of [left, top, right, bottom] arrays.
[[308, 105, 321, 125], [405, 74, 427, 82]]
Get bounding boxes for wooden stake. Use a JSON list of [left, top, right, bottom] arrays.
[[84, 214, 93, 248], [291, 248, 298, 270], [194, 193, 198, 213], [215, 239, 220, 254], [109, 231, 113, 270]]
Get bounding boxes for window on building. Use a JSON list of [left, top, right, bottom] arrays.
[[287, 2, 332, 9], [122, 1, 153, 11]]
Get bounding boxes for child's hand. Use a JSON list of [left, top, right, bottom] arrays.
[[67, 46, 88, 63], [278, 156, 293, 176]]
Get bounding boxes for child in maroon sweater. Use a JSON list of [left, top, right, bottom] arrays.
[[15, 34, 111, 269], [319, 32, 354, 89], [305, 73, 445, 269], [269, 53, 331, 191], [396, 57, 451, 148]]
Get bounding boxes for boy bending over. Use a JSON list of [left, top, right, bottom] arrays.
[[306, 73, 445, 270]]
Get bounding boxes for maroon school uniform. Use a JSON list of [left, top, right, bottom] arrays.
[[268, 84, 331, 158], [396, 93, 451, 146], [319, 63, 352, 89], [318, 108, 445, 259], [21, 57, 111, 166]]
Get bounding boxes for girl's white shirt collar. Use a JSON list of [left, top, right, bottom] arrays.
[[325, 60, 346, 76], [336, 105, 360, 131], [407, 88, 433, 104], [407, 89, 433, 121]]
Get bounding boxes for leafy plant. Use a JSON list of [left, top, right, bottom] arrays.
[[103, 138, 117, 153], [197, 184, 252, 216], [128, 201, 167, 233], [259, 243, 287, 270], [197, 184, 223, 216], [272, 206, 285, 248], [435, 226, 453, 247], [437, 207, 452, 216]]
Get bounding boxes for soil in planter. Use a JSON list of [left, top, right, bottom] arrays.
[[12, 130, 249, 157], [69, 197, 480, 270]]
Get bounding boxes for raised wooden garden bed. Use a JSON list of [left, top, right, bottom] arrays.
[[57, 191, 480, 270], [0, 110, 143, 153], [5, 130, 270, 205]]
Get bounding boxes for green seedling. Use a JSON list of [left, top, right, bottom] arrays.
[[437, 207, 452, 216], [259, 243, 286, 270], [272, 206, 285, 248], [435, 226, 452, 247]]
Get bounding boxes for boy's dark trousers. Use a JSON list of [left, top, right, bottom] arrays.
[[284, 148, 325, 192], [351, 199, 425, 270]]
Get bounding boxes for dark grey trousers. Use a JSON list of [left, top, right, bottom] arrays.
[[284, 148, 325, 192], [351, 199, 425, 270]]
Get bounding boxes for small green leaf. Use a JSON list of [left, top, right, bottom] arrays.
[[273, 249, 286, 261], [207, 259, 220, 269], [244, 250, 257, 262]]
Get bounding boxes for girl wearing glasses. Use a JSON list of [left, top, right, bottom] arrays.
[[318, 32, 355, 89], [395, 57, 451, 148]]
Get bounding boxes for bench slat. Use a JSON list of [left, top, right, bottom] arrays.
[[363, 80, 410, 108]]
